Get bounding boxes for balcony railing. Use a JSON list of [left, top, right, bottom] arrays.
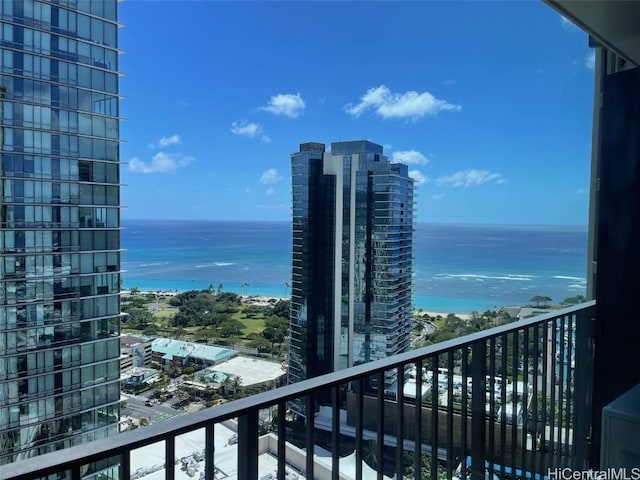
[[0, 301, 595, 480]]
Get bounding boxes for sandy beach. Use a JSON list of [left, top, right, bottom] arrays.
[[123, 290, 474, 320], [420, 310, 471, 320]]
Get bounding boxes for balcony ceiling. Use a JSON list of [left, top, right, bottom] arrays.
[[546, 0, 640, 66]]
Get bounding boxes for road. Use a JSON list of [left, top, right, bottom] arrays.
[[122, 393, 184, 424]]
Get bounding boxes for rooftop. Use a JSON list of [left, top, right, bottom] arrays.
[[152, 338, 238, 363], [122, 333, 154, 347], [209, 356, 287, 387]]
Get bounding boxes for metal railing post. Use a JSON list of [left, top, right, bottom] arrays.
[[574, 304, 596, 468], [238, 411, 258, 480], [471, 339, 487, 480], [204, 424, 214, 480], [396, 364, 405, 479], [165, 435, 175, 480]]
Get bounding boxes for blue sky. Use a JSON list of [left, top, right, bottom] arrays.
[[119, 1, 594, 225]]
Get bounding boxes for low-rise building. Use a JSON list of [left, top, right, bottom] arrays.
[[121, 367, 160, 394], [121, 334, 155, 372], [208, 356, 288, 392], [151, 338, 238, 372]]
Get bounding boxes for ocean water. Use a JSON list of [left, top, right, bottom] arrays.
[[121, 220, 588, 314]]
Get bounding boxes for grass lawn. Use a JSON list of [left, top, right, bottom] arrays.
[[230, 310, 267, 336], [153, 308, 178, 326], [429, 315, 446, 330], [238, 317, 266, 336]]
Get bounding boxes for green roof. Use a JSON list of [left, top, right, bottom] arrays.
[[152, 338, 237, 364]]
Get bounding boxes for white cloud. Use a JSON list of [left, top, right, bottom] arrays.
[[260, 168, 282, 185], [266, 187, 275, 195], [585, 51, 595, 71], [128, 152, 193, 174], [245, 187, 252, 193], [260, 93, 306, 118], [261, 135, 272, 144], [409, 170, 428, 186], [392, 149, 430, 165], [158, 134, 181, 148], [437, 169, 505, 187], [561, 16, 579, 32], [432, 193, 445, 200], [231, 120, 263, 138], [344, 85, 461, 120]]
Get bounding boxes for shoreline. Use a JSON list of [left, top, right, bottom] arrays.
[[420, 310, 472, 320], [123, 289, 478, 319], [122, 281, 500, 314]]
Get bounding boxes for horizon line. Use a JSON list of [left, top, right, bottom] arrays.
[[121, 218, 588, 228]]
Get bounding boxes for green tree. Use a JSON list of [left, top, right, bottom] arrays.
[[247, 334, 273, 354], [269, 300, 290, 319], [142, 323, 159, 336], [124, 307, 154, 330], [404, 451, 447, 479], [444, 313, 465, 332], [243, 304, 266, 318], [126, 296, 149, 308], [172, 291, 225, 327], [217, 318, 245, 338], [530, 295, 552, 308], [216, 291, 241, 305], [263, 315, 289, 346], [562, 294, 587, 306]]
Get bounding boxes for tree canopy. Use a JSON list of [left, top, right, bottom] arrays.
[[169, 289, 241, 328], [562, 295, 587, 305], [268, 300, 290, 319], [529, 295, 552, 308], [263, 315, 289, 346]]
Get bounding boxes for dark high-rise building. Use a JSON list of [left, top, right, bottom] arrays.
[[289, 140, 414, 389], [0, 0, 121, 467]]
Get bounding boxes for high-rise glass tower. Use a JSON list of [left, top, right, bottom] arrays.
[[289, 141, 414, 389], [0, 0, 121, 465]]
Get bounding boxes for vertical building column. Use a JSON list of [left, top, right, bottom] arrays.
[[324, 153, 345, 372], [592, 64, 640, 465]]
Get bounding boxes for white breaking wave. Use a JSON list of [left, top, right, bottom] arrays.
[[553, 275, 586, 282], [434, 273, 537, 282], [139, 262, 169, 267], [195, 262, 236, 268]]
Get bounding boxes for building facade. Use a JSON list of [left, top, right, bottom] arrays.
[[289, 141, 414, 389], [0, 0, 121, 466]]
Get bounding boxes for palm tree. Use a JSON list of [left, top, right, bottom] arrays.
[[231, 376, 242, 398], [284, 282, 290, 297]]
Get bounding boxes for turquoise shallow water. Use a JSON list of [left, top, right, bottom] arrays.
[[121, 220, 588, 314]]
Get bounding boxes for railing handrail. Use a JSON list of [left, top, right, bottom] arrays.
[[0, 301, 595, 479]]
